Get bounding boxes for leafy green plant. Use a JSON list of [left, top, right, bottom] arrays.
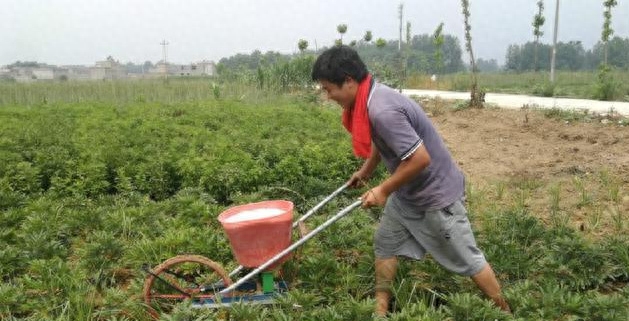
[[593, 65, 621, 101], [2, 84, 629, 320], [446, 292, 509, 320], [573, 176, 592, 208], [532, 80, 555, 97]]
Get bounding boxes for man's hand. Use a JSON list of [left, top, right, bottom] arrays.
[[348, 170, 369, 188], [349, 143, 380, 188], [360, 185, 387, 208]]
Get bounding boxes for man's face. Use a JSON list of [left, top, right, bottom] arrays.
[[318, 78, 358, 110]]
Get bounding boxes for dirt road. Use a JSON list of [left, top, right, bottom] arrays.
[[403, 89, 629, 116]]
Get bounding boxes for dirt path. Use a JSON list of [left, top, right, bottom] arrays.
[[404, 89, 629, 116]]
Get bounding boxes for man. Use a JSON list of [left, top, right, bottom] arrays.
[[311, 46, 510, 317]]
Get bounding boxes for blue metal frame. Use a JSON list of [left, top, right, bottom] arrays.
[[191, 279, 289, 308]]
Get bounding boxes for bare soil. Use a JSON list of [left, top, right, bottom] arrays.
[[421, 98, 629, 236]]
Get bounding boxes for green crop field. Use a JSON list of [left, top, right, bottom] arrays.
[[1, 81, 628, 320]]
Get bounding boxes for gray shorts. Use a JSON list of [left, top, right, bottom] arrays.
[[374, 195, 487, 276]]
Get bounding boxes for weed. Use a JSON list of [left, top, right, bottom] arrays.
[[548, 183, 561, 216], [532, 80, 556, 97], [593, 65, 622, 101], [495, 182, 505, 201], [543, 107, 592, 123], [599, 169, 621, 202], [573, 176, 592, 208], [586, 207, 603, 232]]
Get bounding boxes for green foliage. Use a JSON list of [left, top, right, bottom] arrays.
[[2, 88, 629, 320], [601, 0, 618, 67], [363, 30, 373, 43], [541, 107, 593, 122], [446, 292, 510, 320], [297, 39, 308, 53], [532, 80, 556, 97], [593, 64, 622, 101], [532, 1, 545, 39], [336, 24, 348, 44]]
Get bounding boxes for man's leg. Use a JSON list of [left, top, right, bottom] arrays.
[[374, 257, 398, 316], [471, 263, 511, 313]]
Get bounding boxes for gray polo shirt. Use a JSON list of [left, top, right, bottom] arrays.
[[367, 83, 465, 211]]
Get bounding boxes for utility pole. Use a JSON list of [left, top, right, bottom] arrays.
[[550, 0, 559, 83], [398, 3, 403, 52], [160, 39, 169, 80], [398, 2, 404, 92]]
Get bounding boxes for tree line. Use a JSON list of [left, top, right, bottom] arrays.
[[505, 37, 629, 72], [216, 34, 629, 77]]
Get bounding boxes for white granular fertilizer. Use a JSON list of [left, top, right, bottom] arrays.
[[224, 208, 285, 223]]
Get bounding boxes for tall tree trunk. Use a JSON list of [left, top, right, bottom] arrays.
[[461, 0, 482, 108]]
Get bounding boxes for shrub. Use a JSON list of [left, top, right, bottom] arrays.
[[593, 65, 622, 101]]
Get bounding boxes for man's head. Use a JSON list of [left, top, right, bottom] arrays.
[[311, 45, 368, 109]]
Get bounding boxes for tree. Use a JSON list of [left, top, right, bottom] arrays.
[[532, 0, 545, 71], [297, 39, 309, 53], [461, 0, 482, 108], [595, 0, 620, 101], [555, 41, 585, 70], [337, 24, 348, 45], [364, 31, 373, 43], [402, 34, 463, 74], [143, 61, 154, 73], [375, 38, 387, 48], [433, 22, 445, 75], [608, 37, 629, 69], [476, 58, 499, 72], [602, 0, 618, 66]]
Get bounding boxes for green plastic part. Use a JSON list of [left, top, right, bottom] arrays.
[[261, 272, 274, 293]]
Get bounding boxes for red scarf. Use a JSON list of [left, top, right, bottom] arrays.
[[342, 74, 372, 159]]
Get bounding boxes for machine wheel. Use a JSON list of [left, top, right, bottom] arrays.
[[143, 255, 233, 319]]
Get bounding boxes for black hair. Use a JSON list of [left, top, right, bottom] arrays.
[[311, 45, 368, 87]]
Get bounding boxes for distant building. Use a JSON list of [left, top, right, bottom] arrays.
[[11, 67, 37, 83], [149, 61, 216, 78], [1, 57, 216, 82], [195, 60, 216, 76], [0, 67, 11, 80], [32, 68, 54, 80], [147, 61, 175, 77], [60, 65, 91, 81], [90, 56, 126, 80]]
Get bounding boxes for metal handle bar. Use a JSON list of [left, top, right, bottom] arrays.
[[292, 181, 350, 227], [227, 182, 351, 278], [219, 199, 362, 296]]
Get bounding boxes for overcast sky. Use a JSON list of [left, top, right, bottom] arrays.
[[2, 0, 628, 66]]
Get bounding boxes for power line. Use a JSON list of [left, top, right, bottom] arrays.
[[160, 39, 169, 79]]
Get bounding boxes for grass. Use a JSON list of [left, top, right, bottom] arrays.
[[0, 77, 286, 107]]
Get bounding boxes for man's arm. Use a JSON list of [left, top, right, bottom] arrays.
[[361, 144, 431, 208]]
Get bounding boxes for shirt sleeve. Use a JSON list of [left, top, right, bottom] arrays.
[[371, 108, 423, 161]]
